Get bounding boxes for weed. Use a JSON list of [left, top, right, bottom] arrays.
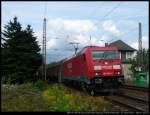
[[33, 80, 47, 91], [2, 83, 129, 112]]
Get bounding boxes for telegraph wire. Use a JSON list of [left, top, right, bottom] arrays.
[[94, 2, 122, 26], [86, 2, 105, 19], [121, 22, 148, 38], [101, 2, 122, 21]]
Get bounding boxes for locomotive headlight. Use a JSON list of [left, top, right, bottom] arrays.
[[113, 65, 121, 69], [94, 65, 101, 70], [95, 73, 98, 75]]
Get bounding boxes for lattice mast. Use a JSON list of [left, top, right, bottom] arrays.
[[42, 17, 47, 80], [138, 22, 143, 71]]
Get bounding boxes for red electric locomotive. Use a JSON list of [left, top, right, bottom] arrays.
[[47, 46, 124, 95]]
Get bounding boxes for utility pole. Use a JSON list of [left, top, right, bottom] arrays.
[[138, 22, 143, 71], [41, 2, 47, 81], [42, 17, 47, 80], [69, 42, 79, 55]]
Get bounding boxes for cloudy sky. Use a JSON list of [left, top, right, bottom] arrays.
[[2, 1, 149, 63]]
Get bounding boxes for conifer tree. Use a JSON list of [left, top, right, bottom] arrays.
[[1, 17, 42, 83]]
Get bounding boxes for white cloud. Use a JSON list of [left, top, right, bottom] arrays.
[[63, 20, 96, 34], [100, 35, 112, 43], [30, 18, 148, 63], [131, 36, 149, 50], [1, 25, 4, 32], [98, 20, 122, 45], [48, 18, 97, 35], [1, 2, 148, 64], [34, 31, 43, 48], [47, 38, 57, 49], [40, 18, 100, 62], [131, 42, 138, 50], [37, 19, 124, 63], [102, 20, 121, 37], [142, 36, 149, 49], [46, 18, 97, 50]]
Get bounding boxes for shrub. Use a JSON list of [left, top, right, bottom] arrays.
[[42, 84, 73, 111], [1, 72, 28, 84], [34, 80, 47, 91], [4, 73, 19, 84], [42, 84, 98, 112]]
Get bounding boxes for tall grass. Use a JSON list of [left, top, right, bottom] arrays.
[[1, 82, 129, 112], [1, 83, 48, 112], [42, 84, 128, 112]]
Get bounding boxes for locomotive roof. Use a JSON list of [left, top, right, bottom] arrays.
[[65, 46, 118, 61], [79, 45, 118, 53], [83, 45, 100, 48]]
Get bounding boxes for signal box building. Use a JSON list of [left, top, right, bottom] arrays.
[[108, 40, 137, 80], [108, 40, 137, 63]]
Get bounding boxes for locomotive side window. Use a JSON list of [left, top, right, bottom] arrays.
[[92, 50, 117, 60]]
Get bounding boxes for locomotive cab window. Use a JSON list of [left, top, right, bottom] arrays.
[[92, 50, 117, 60]]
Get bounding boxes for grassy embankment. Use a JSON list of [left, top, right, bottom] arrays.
[[1, 81, 129, 112]]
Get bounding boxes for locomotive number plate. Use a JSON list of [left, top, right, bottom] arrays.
[[103, 72, 113, 75], [102, 66, 112, 69]]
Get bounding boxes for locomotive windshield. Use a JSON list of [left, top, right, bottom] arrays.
[[92, 50, 117, 60]]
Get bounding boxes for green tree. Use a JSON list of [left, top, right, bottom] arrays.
[[143, 48, 149, 72], [1, 17, 42, 84], [130, 48, 149, 73]]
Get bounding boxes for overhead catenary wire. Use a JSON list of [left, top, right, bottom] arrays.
[[121, 22, 148, 38], [94, 2, 122, 26], [101, 2, 122, 21], [42, 2, 143, 47], [93, 2, 147, 38], [51, 2, 122, 48], [86, 2, 147, 43], [69, 42, 80, 55], [86, 2, 147, 26], [83, 2, 123, 46], [80, 2, 121, 36], [90, 2, 147, 45], [105, 15, 148, 22], [47, 3, 148, 65], [86, 2, 105, 19]]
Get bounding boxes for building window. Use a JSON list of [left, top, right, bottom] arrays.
[[126, 52, 133, 60], [119, 52, 121, 59]]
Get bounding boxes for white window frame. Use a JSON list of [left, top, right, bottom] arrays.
[[126, 52, 133, 59]]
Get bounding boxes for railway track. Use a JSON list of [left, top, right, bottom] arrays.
[[105, 85, 149, 112], [63, 83, 149, 112], [123, 85, 149, 92]]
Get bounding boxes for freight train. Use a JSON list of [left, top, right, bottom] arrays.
[[41, 46, 124, 95]]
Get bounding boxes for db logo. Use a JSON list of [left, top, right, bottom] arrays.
[[67, 63, 72, 69]]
